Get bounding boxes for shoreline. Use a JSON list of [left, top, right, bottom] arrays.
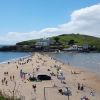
[[0, 53, 32, 64], [0, 52, 100, 100]]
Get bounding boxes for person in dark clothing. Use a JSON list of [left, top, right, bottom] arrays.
[[13, 75, 14, 80], [1, 79, 4, 85], [32, 84, 36, 93], [80, 84, 84, 91], [78, 83, 80, 90], [5, 80, 8, 86]]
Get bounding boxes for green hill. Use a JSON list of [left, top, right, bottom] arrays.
[[53, 34, 100, 47], [16, 34, 100, 51], [16, 40, 36, 46]]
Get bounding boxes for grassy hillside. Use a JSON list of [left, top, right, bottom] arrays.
[[56, 34, 100, 45], [16, 40, 36, 46], [16, 34, 100, 51], [52, 34, 100, 50]]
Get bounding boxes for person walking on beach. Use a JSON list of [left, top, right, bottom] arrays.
[[5, 80, 8, 86], [4, 77, 6, 82], [78, 83, 80, 90], [20, 69, 23, 78], [80, 84, 84, 91], [1, 79, 4, 85], [10, 76, 12, 81], [16, 65, 18, 69], [32, 84, 36, 93], [13, 75, 14, 80]]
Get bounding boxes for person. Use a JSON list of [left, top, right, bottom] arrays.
[[78, 83, 80, 90], [4, 77, 6, 82], [36, 68, 39, 72], [10, 76, 12, 81], [5, 80, 8, 86], [32, 84, 36, 93], [16, 65, 18, 69], [7, 72, 8, 75], [90, 90, 95, 96], [58, 89, 63, 95], [82, 96, 89, 100], [1, 79, 4, 85], [80, 84, 84, 91], [13, 75, 14, 80], [20, 69, 23, 78]]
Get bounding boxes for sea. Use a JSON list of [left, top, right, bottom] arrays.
[[49, 52, 100, 75], [0, 52, 100, 75], [0, 52, 31, 63]]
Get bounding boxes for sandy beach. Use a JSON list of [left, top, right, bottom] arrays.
[[0, 52, 100, 100]]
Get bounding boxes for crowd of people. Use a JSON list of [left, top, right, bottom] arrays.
[[1, 71, 15, 86]]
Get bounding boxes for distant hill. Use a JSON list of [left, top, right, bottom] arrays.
[[16, 40, 36, 46], [16, 34, 100, 51], [53, 34, 100, 48]]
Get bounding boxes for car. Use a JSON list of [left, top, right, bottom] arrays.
[[37, 74, 51, 81]]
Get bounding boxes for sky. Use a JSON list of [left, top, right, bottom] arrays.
[[0, 0, 100, 44]]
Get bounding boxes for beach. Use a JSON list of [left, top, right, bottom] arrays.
[[0, 52, 100, 100]]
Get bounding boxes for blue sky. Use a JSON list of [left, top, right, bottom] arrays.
[[0, 0, 100, 44]]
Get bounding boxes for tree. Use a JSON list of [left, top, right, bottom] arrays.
[[68, 39, 75, 46], [54, 37, 60, 43]]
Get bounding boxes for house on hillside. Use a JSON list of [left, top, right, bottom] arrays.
[[35, 38, 54, 48], [77, 46, 83, 51], [66, 45, 78, 51], [63, 44, 89, 52]]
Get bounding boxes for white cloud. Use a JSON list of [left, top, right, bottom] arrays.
[[0, 4, 100, 44], [59, 4, 100, 35]]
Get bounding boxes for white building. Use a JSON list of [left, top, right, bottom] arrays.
[[35, 38, 53, 48], [67, 45, 78, 51]]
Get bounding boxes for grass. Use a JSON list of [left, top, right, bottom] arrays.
[[0, 91, 21, 100]]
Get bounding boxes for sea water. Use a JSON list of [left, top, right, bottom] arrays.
[[0, 52, 30, 63], [49, 52, 100, 75]]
